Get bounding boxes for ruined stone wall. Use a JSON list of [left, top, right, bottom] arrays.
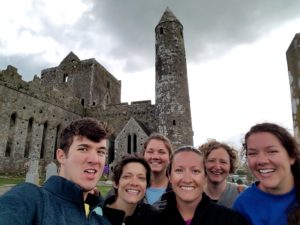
[[87, 59, 121, 108], [88, 100, 156, 135], [287, 33, 300, 142], [41, 53, 121, 109], [0, 67, 83, 175], [87, 100, 156, 162]]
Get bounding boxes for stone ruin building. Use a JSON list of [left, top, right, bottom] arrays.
[[287, 33, 300, 142], [0, 8, 193, 176]]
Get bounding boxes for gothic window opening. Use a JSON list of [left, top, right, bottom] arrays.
[[5, 113, 17, 157], [173, 120, 176, 126], [133, 134, 137, 153], [81, 98, 85, 107], [40, 122, 48, 159], [63, 73, 69, 82], [54, 125, 61, 159], [127, 135, 131, 154], [107, 81, 110, 89], [108, 138, 115, 164], [24, 117, 33, 158]]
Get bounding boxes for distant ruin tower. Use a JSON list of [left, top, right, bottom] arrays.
[[155, 7, 193, 148], [286, 33, 300, 142]]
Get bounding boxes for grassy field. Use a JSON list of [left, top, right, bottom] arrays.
[[97, 185, 112, 197], [0, 176, 112, 197], [0, 176, 25, 186]]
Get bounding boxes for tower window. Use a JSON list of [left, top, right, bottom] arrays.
[[173, 120, 176, 125], [81, 99, 85, 106], [107, 81, 110, 89], [160, 27, 164, 35], [63, 73, 69, 82]]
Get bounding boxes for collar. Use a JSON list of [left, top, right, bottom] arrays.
[[43, 176, 84, 204]]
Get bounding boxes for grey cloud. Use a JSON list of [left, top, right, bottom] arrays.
[[87, 0, 300, 67], [2, 0, 300, 77], [0, 54, 51, 81]]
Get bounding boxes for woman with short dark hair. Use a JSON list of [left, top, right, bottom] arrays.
[[103, 155, 157, 225]]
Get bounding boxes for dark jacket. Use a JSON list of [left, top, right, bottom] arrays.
[[103, 195, 158, 225], [0, 176, 110, 225], [157, 191, 250, 225]]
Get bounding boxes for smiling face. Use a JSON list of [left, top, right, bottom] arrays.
[[246, 132, 295, 194], [57, 135, 107, 194], [205, 147, 231, 185], [115, 162, 147, 205], [143, 139, 170, 174], [169, 151, 205, 206]]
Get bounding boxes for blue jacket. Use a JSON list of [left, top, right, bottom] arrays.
[[0, 176, 110, 225], [233, 182, 297, 225]]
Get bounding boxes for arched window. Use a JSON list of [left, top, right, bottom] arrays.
[[63, 73, 69, 82], [133, 134, 137, 153], [40, 122, 48, 159], [5, 113, 17, 157], [24, 117, 33, 158], [54, 125, 61, 159], [127, 134, 131, 154]]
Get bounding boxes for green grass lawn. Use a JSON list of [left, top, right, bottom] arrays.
[[97, 185, 112, 197], [0, 176, 112, 196], [0, 176, 25, 186]]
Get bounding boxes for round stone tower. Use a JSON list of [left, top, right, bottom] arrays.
[[155, 7, 194, 148]]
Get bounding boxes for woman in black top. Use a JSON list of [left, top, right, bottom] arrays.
[[157, 146, 250, 225], [103, 155, 158, 225]]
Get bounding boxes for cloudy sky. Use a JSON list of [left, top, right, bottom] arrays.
[[1, 0, 300, 148]]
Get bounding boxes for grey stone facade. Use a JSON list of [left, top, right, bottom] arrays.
[[0, 8, 193, 176], [287, 33, 300, 142]]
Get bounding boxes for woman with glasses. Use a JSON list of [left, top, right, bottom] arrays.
[[157, 146, 250, 225]]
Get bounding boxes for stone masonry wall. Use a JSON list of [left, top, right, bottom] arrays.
[[287, 33, 300, 142], [0, 81, 82, 175]]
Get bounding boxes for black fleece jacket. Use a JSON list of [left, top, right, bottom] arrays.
[[156, 191, 250, 225], [103, 195, 159, 225]]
